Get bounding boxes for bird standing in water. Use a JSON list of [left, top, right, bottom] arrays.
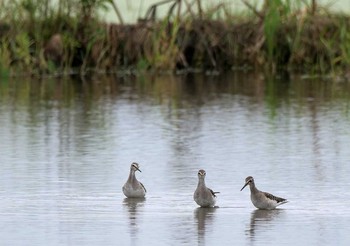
[[240, 176, 288, 210], [122, 162, 146, 198], [194, 169, 219, 207]]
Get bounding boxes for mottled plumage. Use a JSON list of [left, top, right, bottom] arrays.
[[122, 162, 146, 198], [240, 176, 288, 210], [194, 169, 219, 207]]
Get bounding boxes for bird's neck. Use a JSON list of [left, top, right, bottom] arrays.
[[198, 178, 206, 187], [128, 170, 136, 183], [249, 182, 259, 193]]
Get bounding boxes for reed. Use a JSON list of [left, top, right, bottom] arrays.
[[0, 42, 11, 78], [0, 0, 350, 76]]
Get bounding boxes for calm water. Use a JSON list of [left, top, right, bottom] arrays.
[[0, 72, 350, 245]]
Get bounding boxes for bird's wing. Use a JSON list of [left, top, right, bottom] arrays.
[[140, 182, 147, 193], [208, 188, 220, 197], [263, 192, 287, 203]]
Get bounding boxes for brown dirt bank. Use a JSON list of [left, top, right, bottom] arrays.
[[1, 4, 350, 76]]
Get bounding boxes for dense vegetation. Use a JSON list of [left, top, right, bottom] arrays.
[[0, 0, 350, 77]]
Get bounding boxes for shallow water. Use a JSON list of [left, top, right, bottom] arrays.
[[0, 72, 350, 245]]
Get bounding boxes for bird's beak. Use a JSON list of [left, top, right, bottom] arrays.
[[240, 181, 249, 191], [135, 166, 142, 172]]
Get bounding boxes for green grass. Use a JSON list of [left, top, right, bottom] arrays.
[[0, 0, 350, 76]]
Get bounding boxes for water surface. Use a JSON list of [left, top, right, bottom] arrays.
[[0, 72, 350, 245]]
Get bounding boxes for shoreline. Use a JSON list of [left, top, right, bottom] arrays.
[[1, 1, 350, 77]]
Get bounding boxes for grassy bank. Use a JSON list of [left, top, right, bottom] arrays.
[[0, 0, 350, 77]]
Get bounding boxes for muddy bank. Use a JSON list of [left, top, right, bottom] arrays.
[[1, 1, 350, 76]]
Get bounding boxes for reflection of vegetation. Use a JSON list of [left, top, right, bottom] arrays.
[[0, 0, 350, 76], [0, 73, 349, 131], [1, 73, 350, 109]]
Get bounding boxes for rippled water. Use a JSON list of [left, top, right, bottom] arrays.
[[1, 73, 350, 245]]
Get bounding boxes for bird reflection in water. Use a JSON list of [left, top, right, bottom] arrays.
[[123, 198, 146, 239], [247, 209, 284, 240], [194, 207, 217, 245]]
